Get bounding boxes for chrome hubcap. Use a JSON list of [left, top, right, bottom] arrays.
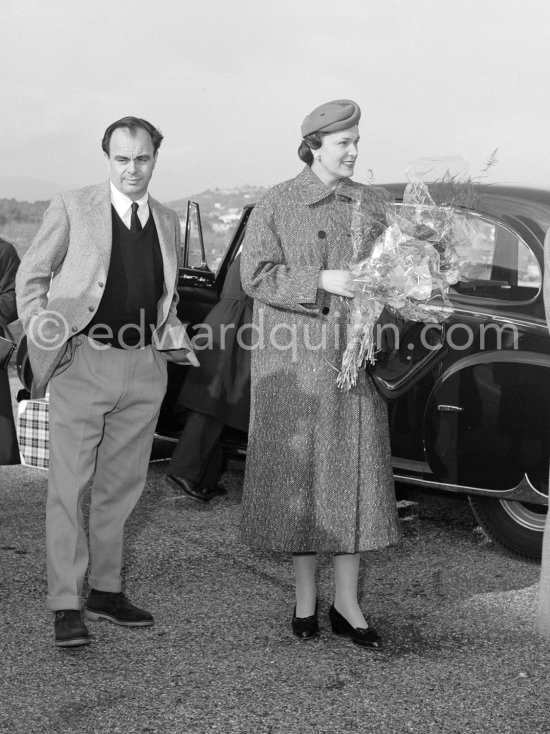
[[500, 499, 547, 532]]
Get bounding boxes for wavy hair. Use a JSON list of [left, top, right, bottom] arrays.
[[101, 116, 164, 155], [297, 132, 327, 165]]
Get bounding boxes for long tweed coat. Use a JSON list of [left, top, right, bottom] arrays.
[[239, 166, 400, 553]]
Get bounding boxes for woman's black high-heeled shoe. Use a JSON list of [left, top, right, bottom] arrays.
[[329, 604, 381, 649], [291, 605, 319, 640]]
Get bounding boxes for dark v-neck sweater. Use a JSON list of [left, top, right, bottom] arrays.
[[83, 206, 164, 348]]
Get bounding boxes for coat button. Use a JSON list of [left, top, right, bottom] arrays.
[[71, 326, 78, 332], [318, 230, 326, 239], [88, 306, 95, 312], [98, 282, 104, 288], [322, 306, 330, 315]]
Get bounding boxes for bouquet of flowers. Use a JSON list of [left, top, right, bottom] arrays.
[[337, 158, 487, 390]]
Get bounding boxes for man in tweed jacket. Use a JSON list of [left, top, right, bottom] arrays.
[[16, 116, 196, 648]]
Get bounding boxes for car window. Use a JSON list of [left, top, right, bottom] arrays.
[[184, 212, 206, 269], [450, 211, 541, 303], [182, 200, 213, 272]]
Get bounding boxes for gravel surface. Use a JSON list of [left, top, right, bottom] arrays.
[[1, 459, 549, 734]]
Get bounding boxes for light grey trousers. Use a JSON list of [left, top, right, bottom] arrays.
[[45, 337, 167, 611]]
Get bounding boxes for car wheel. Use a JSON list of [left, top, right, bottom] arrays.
[[468, 496, 546, 561]]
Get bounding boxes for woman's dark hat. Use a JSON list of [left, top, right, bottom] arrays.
[[301, 99, 361, 137]]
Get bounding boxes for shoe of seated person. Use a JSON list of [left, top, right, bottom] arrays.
[[209, 483, 227, 497], [166, 474, 223, 502], [54, 609, 91, 648], [85, 590, 154, 627]]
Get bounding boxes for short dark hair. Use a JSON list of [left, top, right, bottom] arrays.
[[297, 132, 326, 165], [101, 116, 164, 155]]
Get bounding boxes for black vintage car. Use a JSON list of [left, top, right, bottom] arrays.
[[17, 186, 550, 560]]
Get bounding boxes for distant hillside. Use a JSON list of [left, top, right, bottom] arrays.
[[0, 186, 267, 265], [0, 198, 49, 225], [0, 199, 50, 256], [167, 185, 266, 212], [0, 177, 68, 202], [167, 186, 267, 267]]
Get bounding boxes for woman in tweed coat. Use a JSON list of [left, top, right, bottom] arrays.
[[240, 100, 400, 648]]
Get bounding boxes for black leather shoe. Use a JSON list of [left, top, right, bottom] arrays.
[[291, 605, 320, 640], [329, 604, 382, 649], [85, 590, 154, 627], [54, 609, 91, 648], [166, 474, 220, 502], [209, 483, 227, 497]]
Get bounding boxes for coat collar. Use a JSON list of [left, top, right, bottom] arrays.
[[295, 165, 358, 205]]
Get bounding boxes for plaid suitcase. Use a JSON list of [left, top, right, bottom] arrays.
[[17, 398, 49, 470]]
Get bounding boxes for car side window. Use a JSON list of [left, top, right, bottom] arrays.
[[451, 212, 541, 303], [184, 206, 206, 269], [183, 201, 211, 272]]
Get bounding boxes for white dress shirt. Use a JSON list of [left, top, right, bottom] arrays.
[[109, 182, 150, 230]]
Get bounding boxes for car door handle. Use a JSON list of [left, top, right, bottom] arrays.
[[437, 404, 464, 412]]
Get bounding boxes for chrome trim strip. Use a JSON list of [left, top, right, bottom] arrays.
[[153, 433, 179, 444], [489, 315, 548, 332], [393, 471, 548, 505], [392, 458, 428, 473], [449, 307, 548, 333]]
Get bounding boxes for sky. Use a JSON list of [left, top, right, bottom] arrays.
[[3, 0, 550, 202]]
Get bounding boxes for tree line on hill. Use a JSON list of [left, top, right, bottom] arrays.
[[0, 199, 49, 228]]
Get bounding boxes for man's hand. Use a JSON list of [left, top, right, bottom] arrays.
[[163, 348, 200, 366], [318, 270, 355, 298]]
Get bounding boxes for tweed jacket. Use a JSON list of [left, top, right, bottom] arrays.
[[16, 181, 195, 389]]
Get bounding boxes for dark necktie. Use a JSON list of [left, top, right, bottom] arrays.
[[130, 202, 142, 233]]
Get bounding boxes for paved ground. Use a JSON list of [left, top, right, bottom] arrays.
[[1, 457, 550, 734]]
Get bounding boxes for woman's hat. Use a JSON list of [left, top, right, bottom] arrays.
[[301, 99, 361, 137]]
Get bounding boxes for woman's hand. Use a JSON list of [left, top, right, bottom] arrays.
[[318, 270, 355, 298]]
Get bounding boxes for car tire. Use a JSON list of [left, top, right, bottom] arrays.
[[468, 496, 546, 561]]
